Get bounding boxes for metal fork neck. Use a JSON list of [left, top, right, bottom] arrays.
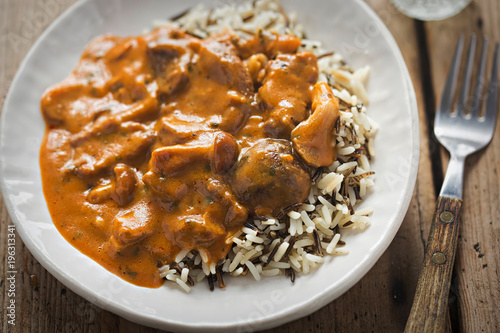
[[439, 153, 466, 199]]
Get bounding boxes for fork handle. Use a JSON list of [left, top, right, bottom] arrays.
[[405, 196, 462, 333]]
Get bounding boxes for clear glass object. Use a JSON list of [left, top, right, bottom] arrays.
[[390, 0, 472, 21]]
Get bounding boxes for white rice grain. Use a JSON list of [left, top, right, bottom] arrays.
[[231, 267, 244, 277], [180, 268, 189, 283], [175, 249, 191, 263], [266, 261, 291, 269], [262, 268, 281, 277], [338, 146, 355, 156], [326, 233, 341, 254], [300, 211, 315, 228], [246, 234, 264, 243], [273, 242, 289, 262], [293, 238, 314, 249], [333, 248, 349, 255], [355, 206, 373, 216], [321, 205, 332, 225], [288, 218, 297, 236], [359, 178, 367, 197], [199, 248, 209, 263], [246, 261, 261, 281], [306, 253, 324, 263], [229, 251, 243, 272]]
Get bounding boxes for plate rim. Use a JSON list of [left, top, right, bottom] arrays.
[[0, 0, 420, 331]]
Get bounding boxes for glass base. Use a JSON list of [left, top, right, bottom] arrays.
[[390, 0, 471, 21]]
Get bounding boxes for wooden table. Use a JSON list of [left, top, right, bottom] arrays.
[[1, 0, 498, 332]]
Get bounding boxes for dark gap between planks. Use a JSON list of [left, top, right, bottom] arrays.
[[414, 20, 460, 333]]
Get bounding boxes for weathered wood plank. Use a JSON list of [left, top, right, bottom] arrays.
[[423, 0, 500, 332]]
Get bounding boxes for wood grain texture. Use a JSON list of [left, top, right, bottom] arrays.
[[406, 196, 463, 333], [423, 1, 500, 332], [0, 0, 497, 332]]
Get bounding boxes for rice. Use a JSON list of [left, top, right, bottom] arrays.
[[157, 0, 377, 293]]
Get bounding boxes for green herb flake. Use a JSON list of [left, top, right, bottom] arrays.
[[169, 201, 179, 212], [269, 165, 276, 176], [125, 267, 137, 278], [205, 195, 214, 206]]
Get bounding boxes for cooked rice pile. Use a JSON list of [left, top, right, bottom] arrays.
[[157, 0, 378, 293]]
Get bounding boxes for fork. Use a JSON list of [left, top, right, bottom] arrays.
[[405, 35, 499, 333]]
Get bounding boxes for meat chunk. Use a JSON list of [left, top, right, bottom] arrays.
[[198, 34, 254, 94], [156, 117, 200, 146], [112, 164, 138, 206], [164, 214, 225, 249], [146, 131, 238, 177], [106, 203, 154, 254], [230, 139, 311, 216], [259, 52, 318, 138], [146, 27, 194, 99], [87, 182, 114, 204], [236, 30, 302, 59], [163, 179, 248, 251], [143, 131, 239, 200], [70, 121, 155, 180], [213, 132, 239, 174], [292, 82, 340, 167], [86, 164, 138, 206], [197, 179, 248, 228]]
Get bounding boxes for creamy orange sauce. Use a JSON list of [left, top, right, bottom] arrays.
[[40, 27, 339, 287]]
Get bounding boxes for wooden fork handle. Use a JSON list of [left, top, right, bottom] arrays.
[[405, 196, 463, 333]]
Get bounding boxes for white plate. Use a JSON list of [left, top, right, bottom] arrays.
[[0, 0, 419, 331]]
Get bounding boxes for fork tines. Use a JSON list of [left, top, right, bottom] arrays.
[[438, 34, 499, 121]]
